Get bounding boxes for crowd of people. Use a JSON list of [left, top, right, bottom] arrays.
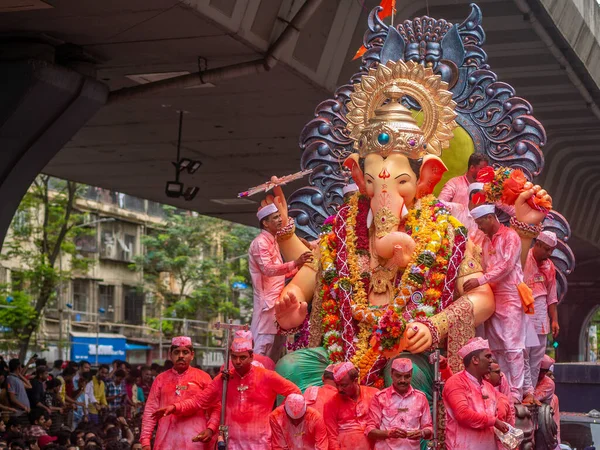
[[0, 355, 172, 450], [0, 154, 564, 450], [137, 331, 560, 450]]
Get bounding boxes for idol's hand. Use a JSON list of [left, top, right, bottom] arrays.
[[263, 176, 289, 226], [275, 290, 308, 330], [515, 183, 552, 225], [404, 323, 432, 354], [192, 429, 214, 443]]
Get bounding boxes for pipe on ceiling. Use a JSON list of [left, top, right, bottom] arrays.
[[512, 0, 600, 122], [107, 0, 324, 105]]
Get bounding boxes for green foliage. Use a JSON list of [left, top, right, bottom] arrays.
[[133, 209, 256, 328], [1, 175, 92, 358], [0, 288, 37, 350]]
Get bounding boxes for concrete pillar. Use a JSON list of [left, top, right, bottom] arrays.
[[0, 58, 107, 249]]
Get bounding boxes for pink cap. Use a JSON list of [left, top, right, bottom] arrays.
[[171, 336, 192, 347], [251, 361, 265, 368], [235, 330, 253, 341], [537, 231, 557, 248], [284, 393, 307, 419], [231, 337, 253, 353], [325, 364, 335, 373], [391, 358, 413, 373], [458, 337, 490, 359], [333, 362, 355, 383], [540, 354, 555, 370]]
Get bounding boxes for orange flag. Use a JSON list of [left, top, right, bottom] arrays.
[[352, 0, 397, 60]]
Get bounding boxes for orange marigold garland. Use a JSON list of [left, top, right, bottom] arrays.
[[318, 193, 467, 385]]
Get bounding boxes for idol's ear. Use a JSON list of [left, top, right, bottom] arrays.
[[343, 153, 366, 194], [416, 155, 447, 199]]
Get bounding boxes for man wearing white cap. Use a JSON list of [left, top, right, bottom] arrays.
[[269, 393, 329, 449], [438, 153, 489, 207], [366, 358, 432, 449], [342, 182, 359, 199], [523, 231, 560, 390], [249, 202, 313, 362], [443, 338, 509, 450], [140, 336, 218, 450], [156, 331, 301, 449], [323, 362, 378, 450], [304, 364, 338, 415], [464, 204, 527, 403]]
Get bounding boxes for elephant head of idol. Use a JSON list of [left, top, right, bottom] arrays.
[[343, 60, 458, 261]]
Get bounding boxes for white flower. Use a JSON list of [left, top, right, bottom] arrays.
[[328, 343, 343, 353], [417, 305, 435, 315]]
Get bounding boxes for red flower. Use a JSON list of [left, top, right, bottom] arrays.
[[471, 192, 487, 206], [477, 166, 495, 183], [501, 169, 527, 205]]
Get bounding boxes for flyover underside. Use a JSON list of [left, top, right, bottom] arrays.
[[0, 0, 599, 356], [35, 0, 600, 249]]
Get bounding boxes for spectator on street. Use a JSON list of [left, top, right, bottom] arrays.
[[106, 370, 126, 415], [7, 359, 31, 425], [27, 366, 51, 416]]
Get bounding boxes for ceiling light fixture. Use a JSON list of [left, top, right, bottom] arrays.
[[164, 111, 201, 201], [183, 186, 199, 201], [187, 160, 202, 174]]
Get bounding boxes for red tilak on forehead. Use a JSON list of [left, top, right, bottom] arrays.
[[378, 168, 390, 179]]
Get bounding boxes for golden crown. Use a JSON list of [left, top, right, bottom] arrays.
[[345, 60, 458, 159]]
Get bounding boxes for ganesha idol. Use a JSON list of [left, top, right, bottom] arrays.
[[268, 57, 550, 393]]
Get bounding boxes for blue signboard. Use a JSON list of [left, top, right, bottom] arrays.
[[70, 333, 126, 364]]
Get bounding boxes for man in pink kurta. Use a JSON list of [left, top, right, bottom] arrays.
[[523, 231, 559, 391], [464, 205, 527, 402], [141, 337, 219, 450], [270, 394, 329, 449], [155, 333, 301, 450], [249, 203, 312, 361], [366, 358, 432, 449], [533, 355, 556, 404], [323, 363, 378, 450], [443, 338, 509, 450], [304, 365, 338, 416], [438, 154, 488, 207]]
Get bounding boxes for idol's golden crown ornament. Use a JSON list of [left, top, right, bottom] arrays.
[[345, 60, 458, 158]]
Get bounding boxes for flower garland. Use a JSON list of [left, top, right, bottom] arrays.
[[319, 216, 345, 362], [320, 193, 467, 384], [477, 166, 551, 211], [286, 316, 310, 351]]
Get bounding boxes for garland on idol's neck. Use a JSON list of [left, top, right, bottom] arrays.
[[318, 192, 468, 386]]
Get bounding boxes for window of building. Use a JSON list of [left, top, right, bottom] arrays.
[[12, 209, 31, 236], [72, 279, 89, 313], [98, 285, 115, 321], [100, 222, 137, 262], [11, 271, 24, 292], [118, 233, 136, 261], [123, 286, 144, 325]]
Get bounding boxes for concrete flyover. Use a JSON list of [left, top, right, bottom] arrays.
[[0, 0, 599, 359]]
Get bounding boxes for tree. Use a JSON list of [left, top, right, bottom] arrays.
[[132, 209, 256, 335], [1, 175, 90, 360], [0, 289, 37, 352]]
